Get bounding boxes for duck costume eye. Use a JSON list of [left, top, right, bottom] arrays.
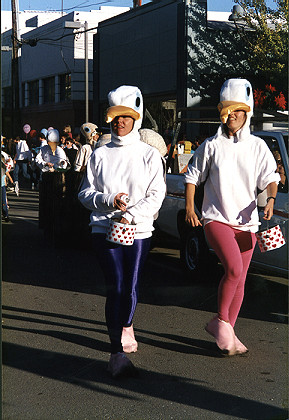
[[80, 122, 98, 141], [245, 84, 251, 101], [217, 78, 254, 124]]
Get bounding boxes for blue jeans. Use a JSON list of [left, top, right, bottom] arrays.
[[13, 160, 30, 182]]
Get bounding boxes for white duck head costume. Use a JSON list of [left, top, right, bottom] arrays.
[[47, 129, 59, 143], [217, 78, 254, 137], [80, 122, 99, 147], [106, 85, 143, 145]]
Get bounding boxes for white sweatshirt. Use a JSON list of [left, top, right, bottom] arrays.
[[74, 144, 94, 172], [78, 134, 166, 239], [185, 126, 280, 233], [35, 145, 68, 172], [15, 140, 30, 161]]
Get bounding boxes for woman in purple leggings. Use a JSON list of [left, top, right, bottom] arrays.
[[185, 78, 280, 355]]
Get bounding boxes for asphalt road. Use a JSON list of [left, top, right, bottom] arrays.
[[1, 187, 288, 420]]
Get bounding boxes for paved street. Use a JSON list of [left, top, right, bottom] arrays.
[[1, 188, 288, 420]]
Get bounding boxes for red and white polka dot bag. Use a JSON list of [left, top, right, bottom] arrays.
[[106, 219, 136, 246], [256, 224, 286, 253]]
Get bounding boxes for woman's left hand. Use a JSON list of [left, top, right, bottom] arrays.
[[263, 201, 274, 220]]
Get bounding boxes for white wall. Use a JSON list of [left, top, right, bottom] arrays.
[[1, 10, 65, 33], [2, 7, 130, 103], [1, 10, 65, 87]]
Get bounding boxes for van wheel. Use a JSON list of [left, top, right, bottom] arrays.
[[180, 227, 205, 273], [177, 210, 220, 277]]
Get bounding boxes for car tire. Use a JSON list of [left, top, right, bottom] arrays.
[[177, 210, 219, 277], [180, 226, 208, 273]]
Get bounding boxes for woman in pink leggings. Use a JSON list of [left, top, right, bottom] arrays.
[[185, 78, 280, 355]]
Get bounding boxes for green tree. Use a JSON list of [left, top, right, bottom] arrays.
[[234, 0, 288, 89]]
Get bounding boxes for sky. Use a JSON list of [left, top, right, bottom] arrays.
[[2, 0, 277, 13]]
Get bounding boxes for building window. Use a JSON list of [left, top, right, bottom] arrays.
[[43, 76, 55, 103], [28, 80, 39, 106], [59, 73, 71, 102]]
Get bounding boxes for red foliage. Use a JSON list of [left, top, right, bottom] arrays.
[[253, 85, 287, 111], [265, 84, 276, 93], [274, 92, 287, 111], [254, 89, 266, 107]]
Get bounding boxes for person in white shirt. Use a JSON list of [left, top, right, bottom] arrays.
[[79, 85, 166, 378], [35, 130, 68, 173], [185, 78, 280, 356], [13, 136, 31, 195], [74, 123, 100, 172], [36, 129, 69, 238]]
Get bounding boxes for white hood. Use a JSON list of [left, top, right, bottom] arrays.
[[106, 85, 143, 145], [217, 78, 254, 141]]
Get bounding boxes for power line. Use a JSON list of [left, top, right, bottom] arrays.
[[51, 0, 111, 12], [17, 22, 98, 46]]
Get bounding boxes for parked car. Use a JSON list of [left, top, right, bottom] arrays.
[[156, 130, 288, 277]]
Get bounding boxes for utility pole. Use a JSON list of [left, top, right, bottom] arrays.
[[84, 21, 89, 122], [64, 20, 89, 121], [11, 0, 20, 136], [133, 0, 142, 7]]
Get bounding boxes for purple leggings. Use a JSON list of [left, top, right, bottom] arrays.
[[92, 233, 151, 353], [204, 221, 257, 327]]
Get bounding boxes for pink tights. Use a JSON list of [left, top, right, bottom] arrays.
[[204, 221, 257, 327]]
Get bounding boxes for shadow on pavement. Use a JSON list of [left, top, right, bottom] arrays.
[[2, 340, 287, 420]]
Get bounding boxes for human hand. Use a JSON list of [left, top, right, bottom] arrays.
[[263, 200, 274, 220], [113, 193, 128, 212], [118, 217, 129, 224], [185, 209, 202, 227]]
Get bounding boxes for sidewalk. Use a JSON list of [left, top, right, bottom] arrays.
[[2, 188, 288, 420]]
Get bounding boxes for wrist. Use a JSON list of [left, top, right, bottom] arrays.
[[266, 196, 276, 203]]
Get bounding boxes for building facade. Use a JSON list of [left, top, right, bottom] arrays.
[[93, 0, 252, 140], [1, 7, 130, 137]]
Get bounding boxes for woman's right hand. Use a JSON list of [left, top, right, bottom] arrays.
[[185, 183, 202, 227], [185, 209, 202, 227], [113, 193, 128, 212]]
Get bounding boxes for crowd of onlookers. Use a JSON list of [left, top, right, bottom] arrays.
[[1, 123, 168, 241], [0, 122, 212, 230], [1, 124, 104, 226], [1, 124, 104, 192], [2, 121, 286, 230], [1, 123, 202, 209]]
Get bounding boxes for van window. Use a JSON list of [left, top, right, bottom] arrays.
[[259, 135, 288, 194]]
